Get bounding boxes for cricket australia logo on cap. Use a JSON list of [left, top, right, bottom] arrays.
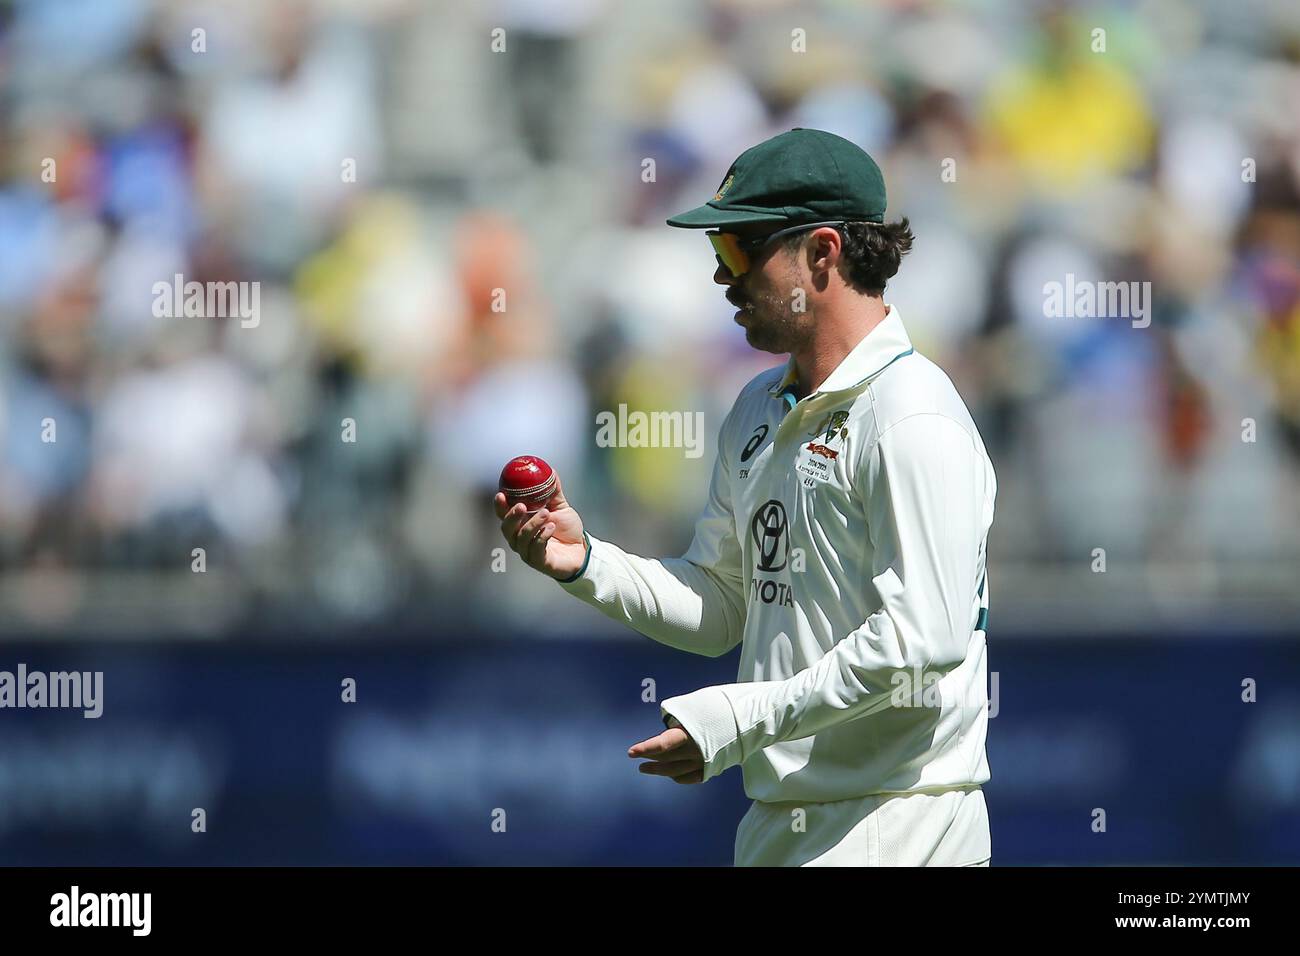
[[713, 174, 735, 202]]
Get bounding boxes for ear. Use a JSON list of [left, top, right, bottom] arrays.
[[811, 227, 842, 261]]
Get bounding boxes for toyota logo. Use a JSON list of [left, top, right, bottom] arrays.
[[750, 499, 789, 572]]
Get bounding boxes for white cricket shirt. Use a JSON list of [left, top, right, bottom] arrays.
[[560, 305, 996, 804]]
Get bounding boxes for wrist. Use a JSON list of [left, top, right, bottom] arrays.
[[555, 530, 591, 584]]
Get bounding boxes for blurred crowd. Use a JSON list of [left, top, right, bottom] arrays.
[[1, 0, 1299, 636]]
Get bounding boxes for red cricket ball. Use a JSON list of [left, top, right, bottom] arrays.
[[499, 455, 558, 513]]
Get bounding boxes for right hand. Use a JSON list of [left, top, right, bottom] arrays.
[[493, 472, 587, 580]]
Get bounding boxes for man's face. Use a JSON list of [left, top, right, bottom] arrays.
[[713, 229, 814, 355]]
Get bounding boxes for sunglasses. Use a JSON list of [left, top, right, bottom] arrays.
[[706, 220, 847, 278]]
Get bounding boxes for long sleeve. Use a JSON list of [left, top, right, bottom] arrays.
[[556, 416, 747, 658], [660, 412, 992, 780]]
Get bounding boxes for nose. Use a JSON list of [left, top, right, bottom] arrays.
[[713, 257, 739, 286]]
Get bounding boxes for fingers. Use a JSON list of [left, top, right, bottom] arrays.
[[627, 728, 687, 759], [495, 494, 540, 531], [630, 727, 703, 784], [507, 507, 551, 554], [637, 760, 703, 784], [496, 474, 565, 519], [497, 500, 527, 543], [525, 520, 557, 565], [495, 493, 561, 573], [548, 474, 567, 509], [637, 759, 699, 778]]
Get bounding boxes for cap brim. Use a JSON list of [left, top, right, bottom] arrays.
[[665, 203, 793, 230]]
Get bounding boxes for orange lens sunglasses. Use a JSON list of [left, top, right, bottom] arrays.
[[706, 221, 847, 277]]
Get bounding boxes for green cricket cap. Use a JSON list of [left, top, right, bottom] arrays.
[[666, 128, 887, 231]]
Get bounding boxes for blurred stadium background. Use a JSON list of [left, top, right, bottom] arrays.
[[1, 0, 1299, 864]]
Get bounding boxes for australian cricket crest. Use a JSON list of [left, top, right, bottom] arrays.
[[795, 409, 850, 486]]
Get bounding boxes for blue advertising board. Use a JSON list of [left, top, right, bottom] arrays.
[[0, 635, 1297, 865]]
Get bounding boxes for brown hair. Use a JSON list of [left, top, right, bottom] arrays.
[[784, 218, 915, 296]]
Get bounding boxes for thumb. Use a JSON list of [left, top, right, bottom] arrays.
[[548, 472, 571, 510]]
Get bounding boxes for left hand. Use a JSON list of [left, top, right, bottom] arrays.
[[628, 722, 704, 784]]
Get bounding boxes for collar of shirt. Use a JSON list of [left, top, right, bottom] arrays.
[[766, 304, 915, 407]]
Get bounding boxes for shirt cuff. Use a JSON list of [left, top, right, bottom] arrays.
[[660, 686, 743, 782]]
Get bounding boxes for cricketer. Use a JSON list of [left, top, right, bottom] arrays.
[[495, 128, 996, 867]]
